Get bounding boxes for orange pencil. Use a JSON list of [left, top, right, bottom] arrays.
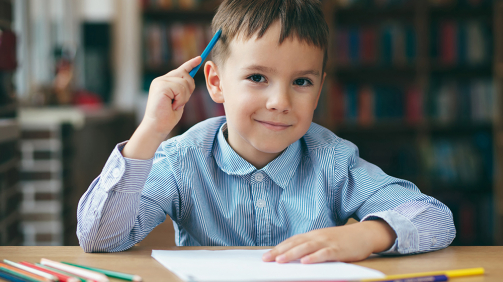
[[0, 263, 51, 282], [21, 262, 80, 282]]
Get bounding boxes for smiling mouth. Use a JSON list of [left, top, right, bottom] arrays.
[[256, 120, 292, 131]]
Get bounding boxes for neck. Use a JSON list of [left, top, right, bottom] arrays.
[[225, 127, 282, 170]]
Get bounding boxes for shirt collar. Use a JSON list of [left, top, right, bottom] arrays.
[[213, 123, 302, 189]]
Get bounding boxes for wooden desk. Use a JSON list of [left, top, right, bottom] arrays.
[[0, 246, 500, 282]]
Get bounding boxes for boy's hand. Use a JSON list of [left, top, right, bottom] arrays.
[[262, 219, 396, 264], [122, 57, 202, 160], [142, 56, 202, 136]]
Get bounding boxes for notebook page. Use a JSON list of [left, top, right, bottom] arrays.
[[152, 249, 385, 281]]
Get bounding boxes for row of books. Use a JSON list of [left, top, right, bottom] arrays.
[[428, 79, 494, 123], [140, 0, 210, 10], [431, 20, 491, 66], [422, 134, 492, 187], [143, 22, 213, 68], [336, 0, 413, 8], [330, 83, 423, 124], [336, 24, 417, 66]]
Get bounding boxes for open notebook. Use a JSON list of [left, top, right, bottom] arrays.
[[152, 249, 385, 281]]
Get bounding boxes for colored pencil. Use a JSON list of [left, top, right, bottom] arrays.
[[61, 262, 142, 282], [3, 260, 57, 282], [20, 262, 79, 282], [189, 29, 222, 77], [0, 266, 45, 282], [375, 274, 448, 282], [34, 264, 85, 282], [0, 268, 32, 282], [362, 267, 484, 282], [40, 259, 108, 282], [0, 262, 49, 282]]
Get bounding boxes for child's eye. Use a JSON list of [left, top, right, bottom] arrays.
[[294, 78, 313, 86], [248, 74, 266, 83]]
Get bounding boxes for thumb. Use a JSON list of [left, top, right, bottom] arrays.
[[179, 56, 202, 74]]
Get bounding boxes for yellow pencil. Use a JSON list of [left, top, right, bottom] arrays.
[[362, 267, 484, 281]]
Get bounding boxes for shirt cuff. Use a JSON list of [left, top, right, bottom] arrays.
[[361, 210, 419, 255], [101, 141, 154, 193]]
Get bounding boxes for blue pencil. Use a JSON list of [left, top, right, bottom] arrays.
[[0, 269, 32, 282], [189, 29, 222, 77], [376, 274, 448, 282]]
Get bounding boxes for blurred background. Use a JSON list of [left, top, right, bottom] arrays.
[[0, 0, 502, 248]]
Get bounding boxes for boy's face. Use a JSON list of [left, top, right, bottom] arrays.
[[205, 21, 325, 167]]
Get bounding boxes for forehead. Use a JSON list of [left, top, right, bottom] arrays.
[[225, 22, 324, 72]]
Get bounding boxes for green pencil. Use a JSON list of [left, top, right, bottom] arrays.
[[61, 262, 142, 282], [34, 263, 87, 282]]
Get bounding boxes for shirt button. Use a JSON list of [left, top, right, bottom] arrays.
[[431, 237, 437, 246], [256, 199, 266, 208], [112, 168, 121, 178], [403, 240, 410, 249], [254, 172, 264, 182]]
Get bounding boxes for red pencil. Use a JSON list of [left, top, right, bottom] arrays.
[[20, 262, 80, 282]]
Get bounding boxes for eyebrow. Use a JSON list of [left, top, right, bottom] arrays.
[[243, 65, 320, 77]]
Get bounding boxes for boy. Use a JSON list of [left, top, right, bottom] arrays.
[[77, 0, 455, 263]]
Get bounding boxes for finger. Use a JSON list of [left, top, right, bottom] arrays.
[[300, 247, 338, 264], [177, 56, 202, 75], [167, 79, 192, 111], [262, 235, 306, 262], [275, 241, 320, 264]]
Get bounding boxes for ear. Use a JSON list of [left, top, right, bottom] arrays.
[[204, 61, 225, 103], [315, 72, 327, 106]]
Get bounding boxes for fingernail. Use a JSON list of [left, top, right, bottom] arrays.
[[262, 253, 271, 261], [276, 255, 286, 263], [301, 257, 310, 264]]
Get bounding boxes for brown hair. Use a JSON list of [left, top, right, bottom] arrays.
[[211, 0, 329, 70]]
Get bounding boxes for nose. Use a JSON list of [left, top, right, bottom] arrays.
[[265, 85, 291, 114]]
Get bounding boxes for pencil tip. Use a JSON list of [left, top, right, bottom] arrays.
[[133, 275, 143, 281]]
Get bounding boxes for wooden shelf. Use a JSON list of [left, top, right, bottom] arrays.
[[333, 121, 422, 134], [428, 122, 493, 133], [429, 65, 493, 77], [429, 6, 493, 18], [334, 66, 417, 83]]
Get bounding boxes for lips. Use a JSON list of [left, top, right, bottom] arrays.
[[256, 120, 292, 131]]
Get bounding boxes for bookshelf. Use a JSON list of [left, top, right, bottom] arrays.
[[140, 0, 502, 245], [0, 0, 21, 246]]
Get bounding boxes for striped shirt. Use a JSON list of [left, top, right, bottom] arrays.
[[77, 116, 455, 254]]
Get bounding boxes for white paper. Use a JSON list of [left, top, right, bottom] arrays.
[[151, 249, 385, 281]]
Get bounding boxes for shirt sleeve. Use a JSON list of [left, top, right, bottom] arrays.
[[76, 141, 180, 252], [333, 139, 456, 255]]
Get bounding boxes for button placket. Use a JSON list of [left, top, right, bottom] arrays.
[[251, 172, 268, 246]]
